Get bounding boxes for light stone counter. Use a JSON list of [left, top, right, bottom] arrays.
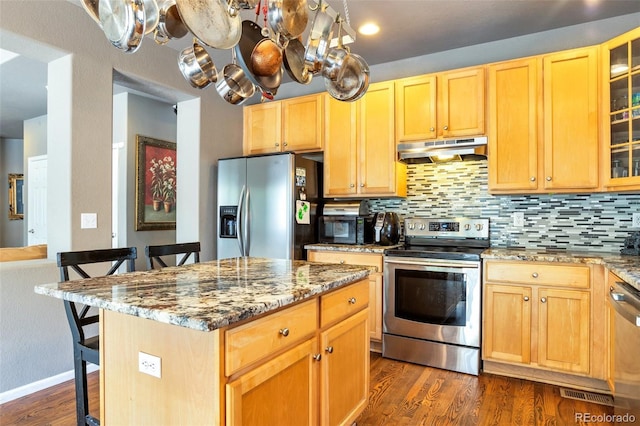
[[34, 257, 372, 332], [305, 243, 401, 254], [482, 248, 640, 291]]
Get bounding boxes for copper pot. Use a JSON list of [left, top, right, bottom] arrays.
[[250, 38, 283, 77]]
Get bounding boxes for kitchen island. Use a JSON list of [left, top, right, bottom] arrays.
[[35, 257, 372, 425]]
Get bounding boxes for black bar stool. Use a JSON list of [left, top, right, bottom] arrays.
[[57, 247, 137, 426], [144, 242, 201, 270]]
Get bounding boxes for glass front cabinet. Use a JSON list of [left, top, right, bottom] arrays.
[[604, 27, 640, 190]]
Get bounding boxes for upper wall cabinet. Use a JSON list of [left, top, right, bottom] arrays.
[[543, 46, 599, 191], [602, 27, 640, 191], [488, 57, 541, 192], [488, 47, 599, 194], [395, 67, 485, 143], [324, 82, 407, 198], [243, 93, 324, 155]]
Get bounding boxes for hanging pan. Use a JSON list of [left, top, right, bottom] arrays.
[[175, 0, 241, 49], [234, 19, 282, 96], [153, 0, 188, 44], [303, 2, 334, 74], [267, 0, 308, 40], [99, 0, 146, 53], [283, 38, 312, 84], [81, 0, 102, 26], [178, 38, 218, 89]]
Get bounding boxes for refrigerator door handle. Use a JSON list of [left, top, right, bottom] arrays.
[[237, 185, 246, 256], [244, 187, 251, 256]]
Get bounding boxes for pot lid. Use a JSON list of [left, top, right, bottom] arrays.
[[175, 0, 241, 50], [99, 0, 146, 53]]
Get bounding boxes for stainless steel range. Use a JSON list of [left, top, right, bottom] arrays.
[[383, 217, 489, 375]]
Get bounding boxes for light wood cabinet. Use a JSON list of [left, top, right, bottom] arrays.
[[308, 250, 384, 344], [243, 93, 324, 155], [324, 82, 407, 198], [487, 57, 541, 191], [483, 260, 606, 391], [601, 27, 640, 191], [226, 338, 318, 425], [319, 309, 369, 426], [395, 67, 485, 142], [488, 46, 599, 193], [542, 46, 599, 191]]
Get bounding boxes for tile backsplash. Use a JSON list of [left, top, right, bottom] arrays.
[[369, 160, 640, 253]]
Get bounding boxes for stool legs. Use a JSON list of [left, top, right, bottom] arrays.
[[73, 349, 90, 426]]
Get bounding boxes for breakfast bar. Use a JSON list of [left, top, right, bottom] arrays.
[[34, 257, 372, 425]]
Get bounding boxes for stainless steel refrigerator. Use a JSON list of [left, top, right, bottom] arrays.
[[216, 152, 322, 260]]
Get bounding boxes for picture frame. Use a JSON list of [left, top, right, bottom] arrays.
[[135, 135, 177, 231], [8, 173, 24, 220]]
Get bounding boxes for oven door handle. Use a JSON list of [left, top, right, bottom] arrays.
[[609, 285, 640, 328], [385, 257, 480, 268]]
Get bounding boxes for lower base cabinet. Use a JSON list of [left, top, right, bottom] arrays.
[[227, 309, 370, 426], [483, 260, 607, 392]]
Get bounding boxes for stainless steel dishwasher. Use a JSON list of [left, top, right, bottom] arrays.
[[610, 278, 640, 423]]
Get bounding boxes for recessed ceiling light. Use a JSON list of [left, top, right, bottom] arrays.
[[358, 23, 380, 36], [0, 48, 19, 65]]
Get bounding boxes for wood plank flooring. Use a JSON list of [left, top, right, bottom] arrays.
[[0, 353, 614, 425]]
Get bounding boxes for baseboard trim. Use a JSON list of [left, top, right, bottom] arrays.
[[0, 365, 100, 404]]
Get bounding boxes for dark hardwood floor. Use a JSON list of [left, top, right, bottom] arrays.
[[0, 353, 614, 425]]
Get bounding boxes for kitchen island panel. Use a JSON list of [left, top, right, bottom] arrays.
[[100, 309, 225, 425]]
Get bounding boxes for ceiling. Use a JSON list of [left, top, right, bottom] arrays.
[[1, 0, 639, 139]]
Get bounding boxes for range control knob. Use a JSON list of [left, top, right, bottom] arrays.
[[464, 224, 471, 231], [475, 224, 483, 231], [407, 223, 415, 230], [418, 223, 426, 230]]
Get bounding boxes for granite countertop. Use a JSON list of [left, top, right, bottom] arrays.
[[482, 248, 640, 291], [305, 243, 401, 254], [34, 257, 373, 332]]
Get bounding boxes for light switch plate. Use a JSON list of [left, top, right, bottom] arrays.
[[80, 213, 97, 229], [139, 352, 161, 378]]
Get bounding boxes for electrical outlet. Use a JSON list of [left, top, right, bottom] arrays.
[[80, 213, 97, 229], [513, 212, 525, 227], [139, 352, 161, 378], [633, 213, 640, 228]]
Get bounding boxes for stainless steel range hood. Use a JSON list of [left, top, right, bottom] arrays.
[[397, 136, 488, 164]]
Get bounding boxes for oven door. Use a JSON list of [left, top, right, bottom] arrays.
[[384, 257, 481, 347]]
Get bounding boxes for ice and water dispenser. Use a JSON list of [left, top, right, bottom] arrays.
[[219, 206, 237, 238]]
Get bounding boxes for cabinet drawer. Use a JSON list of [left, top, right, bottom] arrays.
[[308, 251, 383, 272], [485, 261, 590, 289], [321, 279, 369, 328], [225, 299, 318, 376]]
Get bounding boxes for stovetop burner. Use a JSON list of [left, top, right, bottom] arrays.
[[385, 217, 490, 261]]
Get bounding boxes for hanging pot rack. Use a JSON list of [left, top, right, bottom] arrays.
[[87, 0, 367, 104]]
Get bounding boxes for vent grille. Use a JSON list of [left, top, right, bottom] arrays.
[[559, 388, 614, 406]]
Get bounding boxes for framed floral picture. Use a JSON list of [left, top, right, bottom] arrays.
[[135, 135, 177, 231]]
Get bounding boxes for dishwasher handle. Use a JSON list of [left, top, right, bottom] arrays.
[[609, 283, 640, 327]]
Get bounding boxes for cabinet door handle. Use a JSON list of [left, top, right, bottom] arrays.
[[325, 346, 334, 354], [546, 176, 552, 181], [348, 297, 357, 304], [360, 183, 365, 187], [313, 353, 322, 361], [523, 296, 529, 301], [530, 177, 536, 182], [430, 127, 435, 132], [541, 297, 547, 303], [279, 328, 290, 337], [275, 142, 280, 147], [339, 260, 345, 264], [531, 272, 538, 278], [349, 183, 355, 188], [283, 142, 288, 147], [443, 125, 448, 130]]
